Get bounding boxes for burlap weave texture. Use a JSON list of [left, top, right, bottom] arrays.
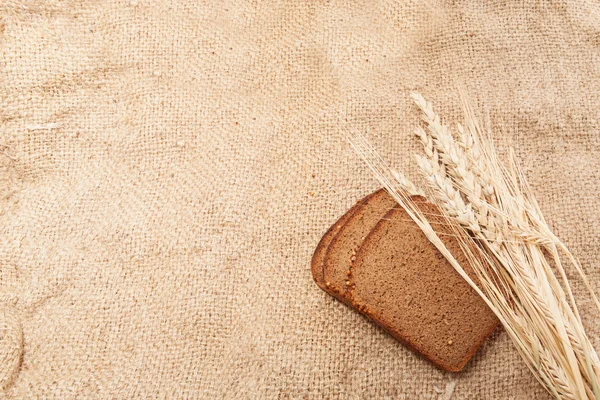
[[1, 0, 599, 398]]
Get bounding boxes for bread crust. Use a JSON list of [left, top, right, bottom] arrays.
[[321, 189, 396, 301], [310, 192, 373, 290]]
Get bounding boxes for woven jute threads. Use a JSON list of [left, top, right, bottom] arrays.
[[0, 291, 22, 390]]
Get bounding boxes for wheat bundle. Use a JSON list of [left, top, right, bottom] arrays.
[[344, 94, 600, 400]]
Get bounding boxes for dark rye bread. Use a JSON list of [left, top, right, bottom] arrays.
[[321, 189, 398, 301], [350, 198, 499, 372], [311, 197, 365, 291]]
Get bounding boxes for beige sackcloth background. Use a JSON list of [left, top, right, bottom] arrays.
[[1, 0, 599, 398]]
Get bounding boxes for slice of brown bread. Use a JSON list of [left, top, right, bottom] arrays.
[[321, 189, 398, 301], [311, 196, 366, 291], [349, 198, 499, 372]]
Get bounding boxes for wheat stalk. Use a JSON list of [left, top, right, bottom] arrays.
[[342, 94, 600, 400]]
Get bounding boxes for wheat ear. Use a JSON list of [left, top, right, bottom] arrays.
[[342, 93, 600, 400], [411, 93, 600, 400]]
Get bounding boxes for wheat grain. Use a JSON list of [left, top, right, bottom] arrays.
[[390, 168, 424, 197], [413, 95, 504, 253]]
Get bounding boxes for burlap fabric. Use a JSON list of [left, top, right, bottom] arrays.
[[1, 0, 599, 398]]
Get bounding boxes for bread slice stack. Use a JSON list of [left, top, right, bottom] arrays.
[[311, 189, 499, 372]]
